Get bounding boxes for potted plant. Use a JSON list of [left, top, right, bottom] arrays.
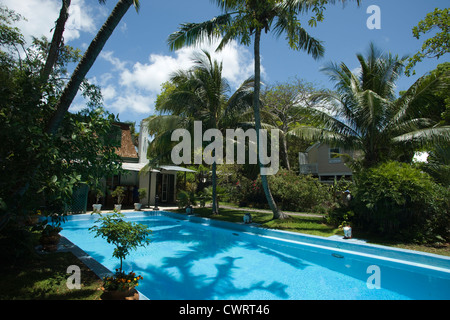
[[38, 220, 63, 252], [176, 190, 197, 214], [92, 188, 103, 213], [89, 212, 151, 300], [134, 188, 146, 211], [111, 186, 125, 212]]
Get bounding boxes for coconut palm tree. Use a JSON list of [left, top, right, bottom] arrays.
[[168, 0, 360, 219], [289, 43, 450, 168], [2, 0, 140, 232], [145, 50, 254, 214], [41, 0, 110, 83], [45, 0, 140, 135]]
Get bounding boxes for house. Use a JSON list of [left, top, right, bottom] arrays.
[[299, 143, 354, 183], [111, 120, 195, 208], [68, 121, 195, 213]]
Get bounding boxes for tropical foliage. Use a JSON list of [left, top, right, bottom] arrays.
[[290, 43, 450, 169], [145, 50, 254, 214], [351, 161, 449, 242], [89, 212, 152, 273], [405, 8, 450, 76], [167, 0, 356, 219], [260, 77, 325, 169], [0, 7, 122, 228]]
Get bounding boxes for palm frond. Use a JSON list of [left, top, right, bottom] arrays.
[[287, 125, 353, 147], [295, 26, 324, 59], [133, 0, 140, 13], [167, 14, 232, 51], [392, 126, 450, 145], [391, 69, 449, 124]]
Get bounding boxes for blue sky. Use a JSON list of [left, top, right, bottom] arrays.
[[4, 0, 449, 131]]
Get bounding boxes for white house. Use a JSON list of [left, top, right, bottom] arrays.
[[119, 119, 195, 207]]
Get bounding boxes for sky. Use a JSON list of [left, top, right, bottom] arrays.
[[3, 0, 449, 132]]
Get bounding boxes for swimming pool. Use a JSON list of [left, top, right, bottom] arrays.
[[60, 211, 450, 300]]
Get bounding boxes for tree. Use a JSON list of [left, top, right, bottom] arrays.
[[146, 51, 254, 214], [405, 8, 449, 76], [0, 8, 122, 234], [89, 212, 151, 273], [0, 0, 139, 229], [45, 0, 140, 135], [261, 77, 323, 170], [290, 43, 450, 169], [168, 0, 360, 219]]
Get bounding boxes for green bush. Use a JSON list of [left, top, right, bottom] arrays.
[[230, 169, 333, 213], [352, 161, 450, 242], [268, 170, 332, 213]]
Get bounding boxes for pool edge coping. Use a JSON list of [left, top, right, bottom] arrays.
[[57, 236, 150, 300]]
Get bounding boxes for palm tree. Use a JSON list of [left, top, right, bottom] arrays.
[[45, 0, 140, 135], [41, 0, 108, 83], [4, 0, 140, 230], [289, 43, 450, 168], [168, 0, 359, 219], [145, 51, 254, 214]]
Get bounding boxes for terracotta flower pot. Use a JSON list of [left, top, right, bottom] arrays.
[[101, 287, 139, 300], [39, 234, 61, 252]]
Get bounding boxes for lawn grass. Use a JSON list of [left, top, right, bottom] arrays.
[[0, 251, 103, 300], [171, 206, 343, 238]]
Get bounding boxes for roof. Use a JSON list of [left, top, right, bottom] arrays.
[[113, 122, 138, 159], [159, 165, 196, 173], [120, 163, 196, 173], [121, 162, 159, 172]]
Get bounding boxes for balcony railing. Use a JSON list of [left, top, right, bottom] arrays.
[[300, 163, 318, 175]]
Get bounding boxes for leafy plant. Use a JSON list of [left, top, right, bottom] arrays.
[[89, 213, 151, 274], [137, 188, 146, 202], [176, 190, 197, 208], [352, 161, 450, 242], [93, 188, 104, 204], [111, 186, 125, 205], [103, 270, 143, 292]]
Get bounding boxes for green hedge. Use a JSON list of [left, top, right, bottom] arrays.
[[351, 161, 450, 242], [230, 169, 333, 213]]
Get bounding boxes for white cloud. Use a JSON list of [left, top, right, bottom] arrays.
[[99, 38, 261, 116], [102, 85, 117, 101], [108, 91, 153, 114], [3, 0, 97, 45], [100, 51, 128, 71], [120, 39, 258, 92]]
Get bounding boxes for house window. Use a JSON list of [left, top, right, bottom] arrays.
[[329, 148, 341, 163]]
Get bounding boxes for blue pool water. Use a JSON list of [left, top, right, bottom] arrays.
[[60, 211, 450, 300]]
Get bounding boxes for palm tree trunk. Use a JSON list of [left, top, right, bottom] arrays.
[[45, 0, 135, 134], [253, 29, 288, 220], [211, 161, 219, 215], [40, 0, 71, 83]]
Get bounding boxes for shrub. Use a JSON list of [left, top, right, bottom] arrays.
[[89, 212, 151, 272], [268, 170, 332, 213], [229, 169, 333, 213], [351, 161, 449, 242]]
